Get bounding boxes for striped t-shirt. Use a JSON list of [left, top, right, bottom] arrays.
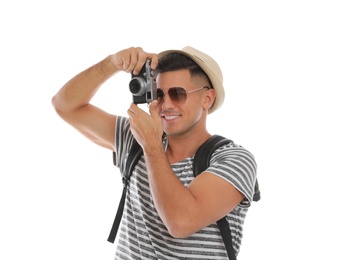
[[113, 116, 257, 259]]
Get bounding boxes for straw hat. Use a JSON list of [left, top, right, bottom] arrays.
[[158, 46, 224, 114]]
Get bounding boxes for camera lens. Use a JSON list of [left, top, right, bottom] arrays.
[[129, 78, 146, 96]]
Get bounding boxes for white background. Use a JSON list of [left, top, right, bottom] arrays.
[[1, 1, 336, 259]]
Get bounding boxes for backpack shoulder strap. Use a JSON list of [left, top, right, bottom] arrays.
[[193, 135, 232, 177], [107, 139, 143, 243], [193, 135, 237, 260]]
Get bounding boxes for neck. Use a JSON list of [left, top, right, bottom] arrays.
[[166, 132, 211, 164]]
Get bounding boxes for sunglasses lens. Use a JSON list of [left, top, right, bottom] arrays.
[[157, 89, 164, 103], [168, 87, 187, 103], [156, 87, 187, 104]]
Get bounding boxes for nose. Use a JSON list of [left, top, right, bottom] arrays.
[[160, 92, 175, 110]]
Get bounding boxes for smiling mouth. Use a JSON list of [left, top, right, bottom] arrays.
[[163, 115, 179, 120]]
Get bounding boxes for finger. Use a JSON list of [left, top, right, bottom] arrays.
[[149, 100, 160, 120], [125, 47, 141, 73], [122, 56, 131, 71], [127, 103, 137, 115], [148, 54, 158, 70], [133, 52, 158, 74], [131, 48, 148, 75]]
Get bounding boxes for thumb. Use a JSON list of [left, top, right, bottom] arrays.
[[149, 100, 160, 120]]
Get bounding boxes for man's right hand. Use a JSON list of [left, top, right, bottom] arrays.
[[110, 47, 158, 75]]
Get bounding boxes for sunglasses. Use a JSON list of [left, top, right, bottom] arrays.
[[157, 86, 209, 104]]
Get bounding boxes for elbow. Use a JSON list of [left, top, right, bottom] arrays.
[[51, 95, 62, 114], [51, 95, 70, 118], [165, 218, 197, 239]]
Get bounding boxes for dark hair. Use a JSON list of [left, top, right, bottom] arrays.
[[156, 53, 213, 88]]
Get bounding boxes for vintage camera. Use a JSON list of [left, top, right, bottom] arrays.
[[129, 59, 157, 104]]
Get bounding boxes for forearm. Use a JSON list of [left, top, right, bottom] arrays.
[[52, 55, 118, 112], [144, 148, 200, 238]]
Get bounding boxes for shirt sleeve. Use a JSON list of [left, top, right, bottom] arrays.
[[113, 116, 134, 175], [206, 143, 257, 207]]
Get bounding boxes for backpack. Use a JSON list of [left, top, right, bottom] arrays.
[[108, 135, 260, 260]]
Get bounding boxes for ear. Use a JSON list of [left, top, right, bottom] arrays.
[[203, 89, 216, 111]]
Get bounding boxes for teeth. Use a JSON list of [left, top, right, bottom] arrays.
[[165, 115, 178, 120]]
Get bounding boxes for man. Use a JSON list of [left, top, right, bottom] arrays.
[[52, 46, 257, 259]]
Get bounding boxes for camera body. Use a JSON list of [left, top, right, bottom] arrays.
[[129, 59, 157, 104]]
